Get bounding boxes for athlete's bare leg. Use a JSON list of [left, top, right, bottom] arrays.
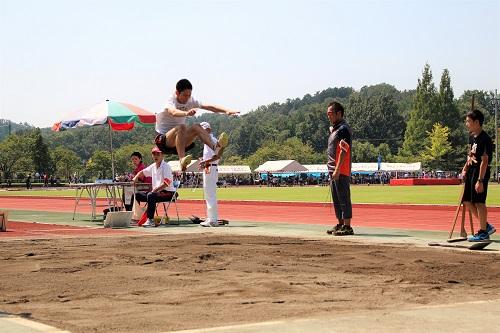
[[164, 125, 188, 159], [475, 203, 488, 230], [185, 124, 217, 149], [164, 124, 217, 158]]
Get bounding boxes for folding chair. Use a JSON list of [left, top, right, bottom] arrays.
[[156, 180, 181, 224]]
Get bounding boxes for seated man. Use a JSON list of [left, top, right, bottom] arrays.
[[155, 79, 239, 171], [132, 147, 177, 228]]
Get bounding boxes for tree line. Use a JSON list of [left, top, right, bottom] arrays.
[[0, 64, 498, 182]]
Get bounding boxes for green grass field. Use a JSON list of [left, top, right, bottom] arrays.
[[1, 184, 499, 206]]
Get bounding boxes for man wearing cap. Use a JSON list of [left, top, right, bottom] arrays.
[[198, 122, 225, 227], [155, 79, 239, 172], [132, 147, 176, 227]]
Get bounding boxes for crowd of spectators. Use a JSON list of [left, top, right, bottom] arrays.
[[140, 170, 467, 189], [0, 169, 485, 190], [0, 172, 62, 189]]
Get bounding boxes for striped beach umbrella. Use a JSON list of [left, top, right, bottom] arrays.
[[52, 100, 156, 179], [52, 100, 156, 131]]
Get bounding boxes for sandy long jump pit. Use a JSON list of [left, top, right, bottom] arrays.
[[1, 233, 499, 332]]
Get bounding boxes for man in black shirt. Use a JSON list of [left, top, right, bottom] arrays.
[[461, 110, 496, 241], [325, 101, 354, 236]]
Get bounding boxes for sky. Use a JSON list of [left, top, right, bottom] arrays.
[[0, 0, 499, 128]]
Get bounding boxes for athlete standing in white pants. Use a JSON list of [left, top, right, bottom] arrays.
[[199, 122, 225, 227]]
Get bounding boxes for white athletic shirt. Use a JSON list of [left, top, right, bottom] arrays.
[[203, 133, 219, 165], [142, 160, 175, 192], [155, 93, 202, 134]]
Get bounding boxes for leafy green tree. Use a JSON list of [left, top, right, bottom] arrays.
[[437, 69, 464, 169], [30, 128, 53, 174], [457, 90, 496, 137], [85, 150, 112, 179], [51, 147, 82, 181], [400, 64, 439, 157], [359, 83, 399, 99], [420, 123, 453, 170], [397, 89, 416, 120], [13, 156, 34, 177], [347, 88, 405, 153], [352, 140, 378, 163], [294, 104, 331, 152], [229, 114, 268, 158], [438, 70, 460, 129], [376, 143, 393, 162], [0, 134, 31, 179], [245, 137, 322, 170], [223, 155, 245, 165]]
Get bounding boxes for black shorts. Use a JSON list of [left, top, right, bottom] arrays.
[[462, 167, 490, 204], [154, 134, 195, 156]]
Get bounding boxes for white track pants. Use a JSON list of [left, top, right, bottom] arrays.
[[203, 166, 218, 222]]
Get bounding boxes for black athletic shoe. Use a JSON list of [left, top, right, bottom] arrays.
[[334, 225, 354, 236], [327, 224, 343, 235]]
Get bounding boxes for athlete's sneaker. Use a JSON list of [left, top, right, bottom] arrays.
[[326, 224, 343, 235], [180, 155, 192, 171], [334, 225, 354, 236], [200, 220, 219, 227], [486, 223, 496, 236], [142, 218, 156, 228], [468, 230, 490, 242], [217, 132, 229, 149]]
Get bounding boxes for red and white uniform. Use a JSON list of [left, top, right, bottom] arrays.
[[142, 160, 174, 192]]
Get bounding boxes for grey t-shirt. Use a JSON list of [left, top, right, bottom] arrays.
[[155, 94, 202, 134]]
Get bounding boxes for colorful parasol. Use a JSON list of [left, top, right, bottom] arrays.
[[52, 100, 156, 180], [52, 100, 156, 132]]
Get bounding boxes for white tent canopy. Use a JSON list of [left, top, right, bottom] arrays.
[[296, 162, 422, 173], [167, 161, 251, 175], [303, 164, 328, 173], [167, 160, 198, 173], [217, 165, 251, 174], [352, 163, 378, 172], [380, 162, 421, 172], [254, 160, 308, 173], [352, 162, 422, 173]]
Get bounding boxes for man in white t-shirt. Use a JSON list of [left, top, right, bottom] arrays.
[[132, 146, 177, 227], [198, 122, 225, 227], [155, 79, 239, 172]]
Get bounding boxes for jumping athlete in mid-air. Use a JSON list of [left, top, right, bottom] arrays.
[[154, 79, 239, 171]]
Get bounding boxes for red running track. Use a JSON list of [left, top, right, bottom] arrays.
[[1, 196, 499, 232]]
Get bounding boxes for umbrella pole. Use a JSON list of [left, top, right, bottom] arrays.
[[109, 124, 116, 181]]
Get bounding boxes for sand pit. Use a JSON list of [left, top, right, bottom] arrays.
[[1, 234, 499, 332]]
